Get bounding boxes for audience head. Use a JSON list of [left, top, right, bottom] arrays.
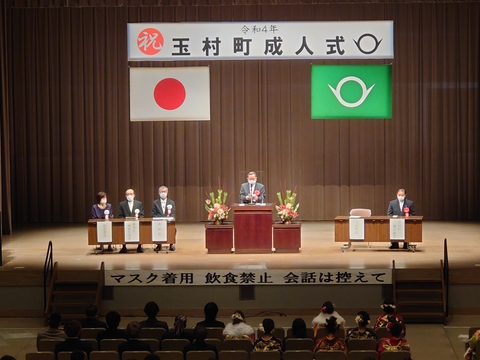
[[64, 320, 82, 338], [231, 310, 246, 325], [291, 318, 307, 338], [321, 301, 335, 315], [381, 298, 396, 314], [126, 321, 142, 339], [204, 302, 219, 320], [174, 314, 187, 335], [70, 350, 85, 360], [261, 318, 275, 335], [85, 303, 99, 318], [1, 356, 16, 360], [48, 312, 62, 328], [325, 316, 340, 335], [355, 311, 371, 327], [106, 310, 121, 329], [387, 322, 403, 337], [193, 325, 208, 342], [144, 301, 160, 318]]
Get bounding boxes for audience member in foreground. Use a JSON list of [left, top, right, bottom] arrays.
[[54, 320, 93, 357], [346, 311, 377, 343], [37, 312, 67, 349], [253, 318, 283, 352], [118, 321, 151, 356], [81, 303, 107, 329], [163, 314, 194, 343], [139, 301, 169, 331], [96, 310, 128, 343], [196, 302, 225, 328], [184, 325, 218, 358], [377, 322, 411, 357], [223, 310, 255, 342], [313, 317, 347, 355], [312, 301, 346, 337], [374, 298, 406, 335]]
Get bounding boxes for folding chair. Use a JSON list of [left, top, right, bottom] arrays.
[[315, 350, 347, 360], [154, 350, 185, 360], [161, 338, 191, 351], [347, 350, 378, 360], [249, 351, 281, 360], [379, 351, 411, 360], [222, 339, 253, 352], [25, 352, 56, 360], [90, 350, 120, 360], [100, 338, 127, 351], [186, 350, 218, 360], [346, 339, 377, 351], [139, 328, 167, 342], [284, 338, 314, 351], [218, 350, 250, 360], [121, 351, 152, 360], [283, 350, 314, 360]]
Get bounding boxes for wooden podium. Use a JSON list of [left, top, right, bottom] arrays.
[[205, 223, 234, 254], [231, 204, 274, 254], [273, 222, 302, 253], [87, 218, 176, 246]]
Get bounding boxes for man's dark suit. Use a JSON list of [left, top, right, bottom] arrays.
[[387, 198, 415, 249], [118, 339, 151, 356], [239, 182, 266, 203], [387, 199, 415, 216], [118, 199, 145, 218], [54, 338, 93, 357], [152, 198, 176, 217]]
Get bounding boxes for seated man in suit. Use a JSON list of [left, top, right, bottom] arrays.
[[118, 188, 145, 253], [152, 186, 176, 251], [387, 188, 416, 249], [97, 311, 128, 343], [81, 303, 107, 329], [239, 171, 266, 204], [196, 302, 225, 328]]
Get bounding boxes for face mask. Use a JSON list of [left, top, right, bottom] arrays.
[[159, 193, 167, 199], [100, 199, 107, 205], [397, 196, 405, 202], [126, 195, 134, 202], [248, 180, 256, 185]]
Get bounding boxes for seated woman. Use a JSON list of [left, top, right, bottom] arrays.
[[91, 191, 113, 252], [312, 301, 346, 338], [313, 317, 347, 355], [374, 298, 406, 336], [254, 318, 283, 352], [377, 322, 410, 357], [223, 310, 255, 342], [464, 329, 480, 360], [163, 314, 194, 343], [346, 311, 377, 344]]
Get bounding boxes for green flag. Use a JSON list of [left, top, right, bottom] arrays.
[[311, 65, 392, 119]]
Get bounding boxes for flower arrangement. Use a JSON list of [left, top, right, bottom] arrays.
[[205, 187, 230, 223], [276, 189, 300, 223]]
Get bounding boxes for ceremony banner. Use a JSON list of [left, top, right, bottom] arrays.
[[128, 21, 394, 61], [105, 268, 392, 286]]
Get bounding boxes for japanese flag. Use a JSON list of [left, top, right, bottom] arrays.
[[130, 67, 210, 121]]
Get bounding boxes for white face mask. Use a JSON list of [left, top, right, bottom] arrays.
[[397, 196, 405, 202], [248, 180, 256, 185], [126, 195, 134, 202], [159, 192, 167, 200], [100, 199, 107, 205]]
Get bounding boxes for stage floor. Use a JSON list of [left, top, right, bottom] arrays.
[[1, 221, 479, 271]]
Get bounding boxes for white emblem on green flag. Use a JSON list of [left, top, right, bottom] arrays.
[[311, 65, 392, 119]]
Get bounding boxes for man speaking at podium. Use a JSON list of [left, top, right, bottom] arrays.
[[239, 171, 266, 204], [387, 188, 415, 249]]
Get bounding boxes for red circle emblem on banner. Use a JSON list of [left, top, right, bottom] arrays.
[[153, 78, 186, 110], [137, 28, 164, 55]]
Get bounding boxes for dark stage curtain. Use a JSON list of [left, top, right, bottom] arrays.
[[2, 0, 480, 224]]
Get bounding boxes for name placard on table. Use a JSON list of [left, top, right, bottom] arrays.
[[96, 221, 112, 243], [349, 218, 365, 240], [389, 218, 405, 240], [124, 219, 140, 243], [152, 218, 170, 243]]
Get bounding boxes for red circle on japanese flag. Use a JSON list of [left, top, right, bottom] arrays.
[[153, 78, 186, 110], [137, 28, 164, 56]]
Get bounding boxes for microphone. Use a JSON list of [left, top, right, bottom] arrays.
[[104, 209, 110, 220], [134, 208, 140, 219]]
